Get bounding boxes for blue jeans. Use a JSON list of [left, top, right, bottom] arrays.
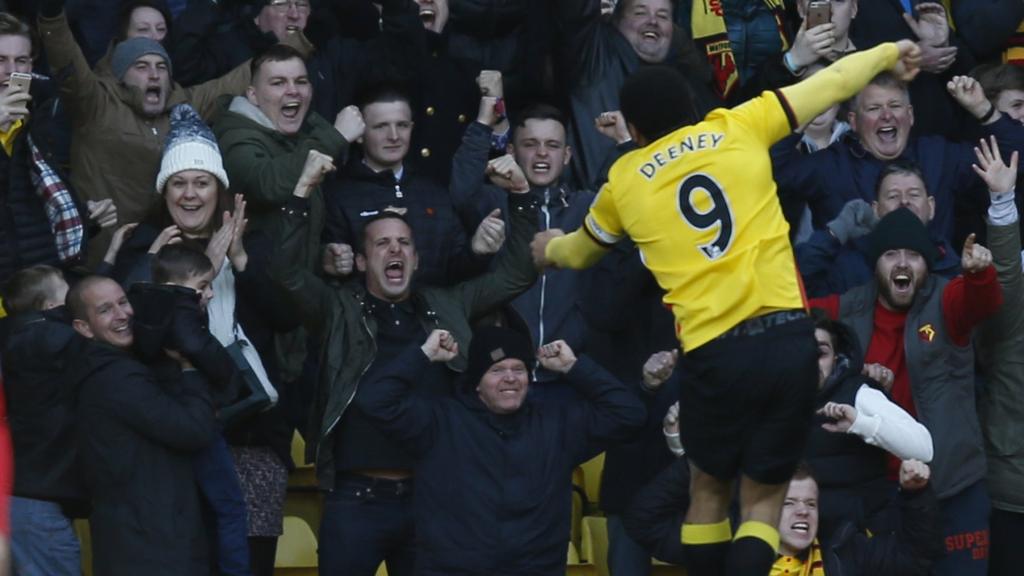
[[319, 474, 415, 576], [10, 497, 80, 576], [607, 514, 651, 576], [194, 434, 252, 576]]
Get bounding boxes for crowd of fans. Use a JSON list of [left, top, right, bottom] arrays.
[[0, 0, 1023, 575]]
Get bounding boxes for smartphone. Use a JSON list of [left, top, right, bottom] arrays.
[[806, 0, 832, 29], [8, 72, 30, 93]]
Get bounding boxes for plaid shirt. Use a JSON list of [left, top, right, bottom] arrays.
[[27, 134, 83, 263]]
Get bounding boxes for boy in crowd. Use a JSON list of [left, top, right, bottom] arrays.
[[1, 265, 86, 574], [127, 244, 251, 576]]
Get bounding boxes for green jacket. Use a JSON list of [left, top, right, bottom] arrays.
[[214, 96, 349, 268], [269, 192, 540, 489], [977, 220, 1024, 512]]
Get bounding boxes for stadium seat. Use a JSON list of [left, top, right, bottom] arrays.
[[274, 516, 318, 576], [74, 519, 93, 576], [580, 515, 610, 576], [580, 452, 605, 513], [288, 430, 317, 489]]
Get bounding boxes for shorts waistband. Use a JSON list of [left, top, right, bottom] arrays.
[[716, 310, 807, 341]]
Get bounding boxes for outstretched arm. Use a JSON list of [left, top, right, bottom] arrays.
[[778, 41, 919, 131]]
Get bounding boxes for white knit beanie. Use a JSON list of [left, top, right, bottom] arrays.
[[155, 104, 230, 193]]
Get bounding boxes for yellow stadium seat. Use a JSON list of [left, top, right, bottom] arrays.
[[580, 452, 605, 513], [274, 516, 318, 576], [567, 540, 599, 576], [288, 430, 317, 489], [74, 519, 92, 576], [580, 516, 610, 576]]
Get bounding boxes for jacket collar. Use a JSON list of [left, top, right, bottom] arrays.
[[228, 96, 279, 131]]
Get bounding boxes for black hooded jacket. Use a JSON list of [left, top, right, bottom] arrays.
[[2, 307, 88, 509], [805, 317, 893, 542]]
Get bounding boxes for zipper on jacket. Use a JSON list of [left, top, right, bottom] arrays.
[[533, 188, 551, 380], [316, 305, 378, 464]]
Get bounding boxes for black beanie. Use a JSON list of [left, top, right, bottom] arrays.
[[866, 207, 938, 270], [462, 326, 534, 389], [619, 65, 697, 143]]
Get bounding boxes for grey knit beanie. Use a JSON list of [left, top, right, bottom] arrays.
[[111, 37, 171, 81], [155, 104, 230, 193]]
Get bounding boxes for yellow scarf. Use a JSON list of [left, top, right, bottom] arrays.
[[690, 0, 790, 100], [0, 119, 24, 156], [772, 539, 825, 576]]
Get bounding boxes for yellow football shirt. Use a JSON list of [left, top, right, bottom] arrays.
[[584, 91, 804, 351], [546, 43, 901, 352]]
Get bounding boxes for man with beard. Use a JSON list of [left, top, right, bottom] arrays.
[[796, 160, 961, 297], [37, 0, 250, 265], [810, 206, 1002, 575]]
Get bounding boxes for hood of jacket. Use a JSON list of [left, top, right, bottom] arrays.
[[817, 317, 868, 401]]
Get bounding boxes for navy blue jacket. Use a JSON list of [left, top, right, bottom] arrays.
[[771, 116, 1024, 241], [323, 156, 487, 287], [357, 345, 646, 576], [796, 230, 961, 298], [451, 121, 596, 381], [2, 307, 87, 508]]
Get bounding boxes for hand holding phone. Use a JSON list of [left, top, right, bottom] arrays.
[[7, 72, 30, 94]]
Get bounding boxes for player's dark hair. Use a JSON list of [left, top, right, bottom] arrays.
[[250, 44, 306, 84], [619, 65, 699, 143], [974, 63, 1024, 103], [874, 159, 927, 196], [1, 265, 63, 315], [151, 243, 214, 285], [115, 0, 172, 44], [66, 276, 116, 322]]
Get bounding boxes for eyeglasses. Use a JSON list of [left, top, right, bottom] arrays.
[[268, 0, 311, 13]]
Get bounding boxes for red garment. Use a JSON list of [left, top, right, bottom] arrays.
[[808, 268, 1003, 478]]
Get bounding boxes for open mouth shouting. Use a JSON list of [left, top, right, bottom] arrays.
[[790, 521, 810, 535], [144, 84, 162, 105], [281, 101, 302, 119], [419, 6, 436, 26], [384, 259, 406, 284], [890, 269, 914, 295]]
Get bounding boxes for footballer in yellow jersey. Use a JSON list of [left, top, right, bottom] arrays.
[[531, 40, 923, 576]]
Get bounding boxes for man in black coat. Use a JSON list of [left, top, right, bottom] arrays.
[[357, 326, 646, 575], [66, 276, 216, 576]]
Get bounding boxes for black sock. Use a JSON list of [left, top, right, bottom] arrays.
[[681, 519, 731, 576], [726, 521, 780, 576]]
